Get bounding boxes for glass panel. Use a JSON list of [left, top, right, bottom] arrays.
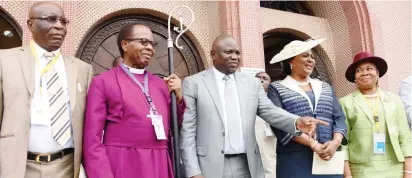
[[0, 13, 22, 49], [260, 1, 312, 16]]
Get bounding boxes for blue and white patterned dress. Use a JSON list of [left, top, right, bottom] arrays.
[[268, 76, 348, 178]]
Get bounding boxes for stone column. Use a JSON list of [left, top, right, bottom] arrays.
[[218, 0, 265, 69]]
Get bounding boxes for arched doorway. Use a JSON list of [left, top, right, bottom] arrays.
[[263, 32, 330, 83], [0, 9, 22, 49], [76, 14, 204, 79]]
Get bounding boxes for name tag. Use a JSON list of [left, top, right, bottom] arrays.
[[151, 115, 167, 140], [31, 97, 51, 126], [373, 133, 386, 154]]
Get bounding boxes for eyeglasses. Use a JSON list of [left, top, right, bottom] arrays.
[[30, 16, 69, 25], [125, 38, 158, 47]]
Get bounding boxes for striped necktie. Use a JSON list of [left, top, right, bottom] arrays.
[[44, 52, 71, 146]]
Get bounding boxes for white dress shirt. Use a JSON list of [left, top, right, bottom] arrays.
[[213, 67, 246, 154], [399, 76, 412, 130], [28, 41, 73, 153]]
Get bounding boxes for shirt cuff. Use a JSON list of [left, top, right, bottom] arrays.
[[293, 119, 302, 136]]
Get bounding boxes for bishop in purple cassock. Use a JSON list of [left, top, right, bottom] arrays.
[[83, 24, 186, 178]]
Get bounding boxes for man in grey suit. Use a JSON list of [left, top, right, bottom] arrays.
[[180, 35, 327, 178]]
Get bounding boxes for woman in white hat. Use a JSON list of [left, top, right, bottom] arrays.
[[267, 38, 348, 178]]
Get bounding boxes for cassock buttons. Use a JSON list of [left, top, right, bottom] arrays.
[[221, 150, 224, 154], [222, 132, 225, 136]]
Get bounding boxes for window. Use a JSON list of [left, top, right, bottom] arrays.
[[260, 1, 313, 16], [0, 11, 22, 49]]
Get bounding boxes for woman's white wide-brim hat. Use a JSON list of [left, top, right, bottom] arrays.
[[269, 38, 326, 64]]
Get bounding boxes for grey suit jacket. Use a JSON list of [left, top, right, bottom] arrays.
[[0, 46, 93, 178], [180, 68, 298, 178]]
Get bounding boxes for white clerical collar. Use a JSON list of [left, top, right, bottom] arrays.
[[31, 40, 60, 61], [124, 63, 145, 74]]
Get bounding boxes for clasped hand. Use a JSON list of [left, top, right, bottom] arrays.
[[312, 139, 341, 161]]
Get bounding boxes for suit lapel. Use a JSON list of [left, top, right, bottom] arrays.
[[352, 90, 374, 123], [18, 46, 35, 96], [234, 72, 247, 137], [378, 89, 393, 125], [63, 55, 77, 113], [201, 69, 225, 123], [311, 79, 323, 109]]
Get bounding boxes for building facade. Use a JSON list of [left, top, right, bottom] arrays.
[[0, 0, 410, 97]]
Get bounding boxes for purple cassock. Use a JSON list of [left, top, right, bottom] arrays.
[[83, 66, 186, 178]]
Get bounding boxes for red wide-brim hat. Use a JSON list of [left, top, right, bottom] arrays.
[[345, 52, 388, 83]]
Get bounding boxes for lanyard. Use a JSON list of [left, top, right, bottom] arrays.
[[120, 63, 158, 114], [362, 93, 381, 132], [30, 41, 61, 95]]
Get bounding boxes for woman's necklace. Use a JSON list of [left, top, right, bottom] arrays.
[[290, 76, 310, 86], [298, 80, 310, 87], [363, 92, 378, 98]]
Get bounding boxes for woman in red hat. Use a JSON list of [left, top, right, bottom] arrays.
[[340, 52, 412, 178]]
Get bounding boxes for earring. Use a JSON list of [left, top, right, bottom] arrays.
[[290, 64, 293, 70]]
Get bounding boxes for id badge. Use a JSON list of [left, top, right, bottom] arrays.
[[151, 115, 167, 140], [31, 97, 51, 126], [373, 133, 386, 154]]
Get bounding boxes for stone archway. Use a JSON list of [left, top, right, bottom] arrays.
[[0, 8, 22, 49], [76, 14, 204, 78], [263, 32, 331, 83]]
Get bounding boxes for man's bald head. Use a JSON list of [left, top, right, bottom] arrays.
[[29, 2, 64, 18], [27, 1, 67, 51], [210, 35, 240, 74], [211, 35, 235, 51]]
